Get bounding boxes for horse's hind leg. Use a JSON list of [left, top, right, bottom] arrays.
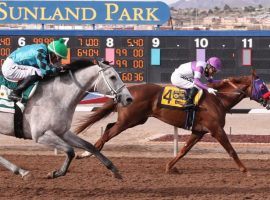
[[77, 122, 116, 159], [0, 156, 30, 179], [165, 132, 203, 174], [78, 117, 147, 159], [95, 122, 116, 150], [63, 130, 122, 179], [37, 130, 75, 178], [95, 117, 148, 151], [211, 126, 248, 174]]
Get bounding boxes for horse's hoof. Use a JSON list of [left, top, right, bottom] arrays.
[[47, 171, 57, 179], [165, 165, 170, 173], [47, 172, 54, 179], [112, 171, 123, 180], [75, 154, 83, 159], [22, 171, 33, 180], [76, 152, 92, 159], [246, 171, 252, 177], [166, 167, 180, 174]]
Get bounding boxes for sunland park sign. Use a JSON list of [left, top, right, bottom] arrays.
[[0, 1, 170, 25]]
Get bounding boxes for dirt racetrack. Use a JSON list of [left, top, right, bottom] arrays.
[[0, 155, 270, 200], [1, 99, 270, 199]]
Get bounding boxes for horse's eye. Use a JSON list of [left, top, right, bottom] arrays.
[[110, 76, 116, 81]]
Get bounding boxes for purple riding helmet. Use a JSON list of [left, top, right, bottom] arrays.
[[207, 57, 222, 71]]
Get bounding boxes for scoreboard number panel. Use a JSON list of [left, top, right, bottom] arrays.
[[0, 35, 147, 83], [1, 31, 270, 83], [105, 37, 146, 82]]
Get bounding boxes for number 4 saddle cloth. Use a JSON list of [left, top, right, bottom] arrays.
[[158, 85, 203, 109], [0, 75, 37, 113]]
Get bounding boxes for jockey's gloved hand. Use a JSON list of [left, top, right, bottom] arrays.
[[35, 69, 43, 78], [58, 65, 70, 72], [222, 79, 230, 83], [207, 88, 217, 95]]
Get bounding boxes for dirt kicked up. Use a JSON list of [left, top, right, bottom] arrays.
[[0, 155, 269, 200]]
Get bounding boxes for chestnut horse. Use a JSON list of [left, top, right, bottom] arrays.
[[76, 72, 267, 175]]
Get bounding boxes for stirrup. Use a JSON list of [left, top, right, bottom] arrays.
[[184, 103, 195, 109]]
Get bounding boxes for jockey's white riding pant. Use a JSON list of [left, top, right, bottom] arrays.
[[2, 58, 42, 82], [171, 72, 197, 89]]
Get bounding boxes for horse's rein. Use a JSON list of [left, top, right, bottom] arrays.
[[216, 80, 247, 96], [217, 91, 242, 95], [69, 70, 93, 94], [214, 80, 248, 110]]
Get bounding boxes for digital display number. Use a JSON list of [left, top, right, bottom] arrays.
[[0, 37, 11, 46], [32, 37, 54, 44], [127, 38, 144, 47], [76, 48, 100, 57], [120, 72, 144, 82], [78, 38, 100, 47]]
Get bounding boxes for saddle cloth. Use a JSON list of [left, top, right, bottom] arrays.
[[0, 75, 37, 113], [159, 86, 203, 109]]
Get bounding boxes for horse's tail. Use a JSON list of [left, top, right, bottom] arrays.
[[75, 99, 117, 134]]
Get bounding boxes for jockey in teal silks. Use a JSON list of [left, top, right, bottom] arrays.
[[2, 38, 68, 101], [171, 57, 222, 108]]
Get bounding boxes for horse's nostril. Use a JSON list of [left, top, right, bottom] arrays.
[[126, 97, 133, 104]]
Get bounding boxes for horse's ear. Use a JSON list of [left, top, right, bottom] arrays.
[[98, 61, 105, 68], [102, 60, 111, 65], [251, 69, 258, 79]]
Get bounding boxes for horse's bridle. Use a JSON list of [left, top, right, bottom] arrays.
[[69, 65, 125, 102], [94, 66, 125, 101]]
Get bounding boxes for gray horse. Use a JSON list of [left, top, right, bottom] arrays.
[[0, 59, 133, 179]]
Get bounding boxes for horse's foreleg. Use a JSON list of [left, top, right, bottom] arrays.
[[165, 132, 203, 174], [63, 130, 122, 179], [211, 127, 248, 174], [0, 156, 30, 179], [37, 130, 75, 178]]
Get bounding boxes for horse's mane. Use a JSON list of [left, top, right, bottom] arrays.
[[209, 75, 251, 90], [42, 59, 96, 82], [64, 59, 96, 72]]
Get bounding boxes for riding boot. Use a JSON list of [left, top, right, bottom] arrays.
[[8, 74, 40, 102], [185, 87, 199, 108]]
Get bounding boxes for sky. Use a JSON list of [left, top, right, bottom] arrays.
[[106, 0, 178, 5], [83, 0, 179, 5], [24, 0, 178, 6], [115, 0, 178, 4]]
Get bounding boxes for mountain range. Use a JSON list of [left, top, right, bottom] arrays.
[[170, 0, 270, 9]]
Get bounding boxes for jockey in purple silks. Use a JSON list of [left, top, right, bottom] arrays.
[[171, 57, 222, 108]]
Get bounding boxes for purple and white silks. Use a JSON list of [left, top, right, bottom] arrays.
[[191, 61, 220, 90]]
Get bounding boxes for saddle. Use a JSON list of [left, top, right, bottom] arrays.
[[159, 86, 203, 109], [0, 75, 38, 138], [158, 86, 203, 130]]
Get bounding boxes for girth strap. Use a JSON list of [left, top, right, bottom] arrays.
[[14, 103, 24, 139]]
